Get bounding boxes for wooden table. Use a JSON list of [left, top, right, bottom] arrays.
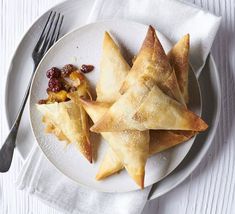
[[0, 0, 233, 213]]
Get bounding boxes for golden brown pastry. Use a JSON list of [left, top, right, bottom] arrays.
[[91, 75, 207, 132], [96, 34, 193, 179], [88, 32, 149, 188], [79, 99, 149, 188], [37, 100, 92, 163], [96, 32, 130, 103], [132, 79, 208, 131], [96, 147, 123, 180], [168, 34, 190, 103], [97, 130, 195, 178], [37, 69, 92, 163], [119, 25, 185, 105], [148, 130, 195, 154]]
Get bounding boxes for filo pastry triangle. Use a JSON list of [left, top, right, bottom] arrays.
[[119, 25, 185, 106], [79, 32, 149, 188], [36, 97, 92, 163], [95, 34, 195, 179], [97, 130, 195, 179], [79, 99, 149, 188], [37, 75, 92, 163], [168, 34, 190, 104], [91, 74, 208, 132], [96, 32, 130, 103], [95, 32, 149, 186], [86, 105, 193, 181], [91, 27, 207, 132]]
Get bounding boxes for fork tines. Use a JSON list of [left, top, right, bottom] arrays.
[[33, 11, 64, 60]]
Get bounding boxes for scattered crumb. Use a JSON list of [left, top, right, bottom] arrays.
[[70, 56, 77, 62], [162, 156, 167, 161], [160, 153, 167, 161]]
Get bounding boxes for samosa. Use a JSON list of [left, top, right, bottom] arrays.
[[97, 130, 195, 179], [37, 71, 92, 163], [79, 99, 149, 188], [77, 32, 149, 188], [37, 100, 92, 163], [96, 32, 130, 103], [168, 34, 190, 103], [96, 34, 197, 179], [120, 25, 185, 105], [91, 75, 208, 132]]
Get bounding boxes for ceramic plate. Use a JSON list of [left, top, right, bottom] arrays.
[[5, 0, 220, 198], [29, 20, 201, 192]]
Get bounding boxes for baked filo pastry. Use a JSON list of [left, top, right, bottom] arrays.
[[120, 25, 185, 106], [96, 32, 130, 103], [168, 34, 190, 104], [96, 130, 195, 179], [95, 34, 194, 179], [79, 32, 149, 188], [37, 72, 92, 163], [79, 99, 149, 189], [91, 74, 208, 132]]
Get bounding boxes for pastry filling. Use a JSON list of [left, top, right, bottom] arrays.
[[38, 64, 92, 104]]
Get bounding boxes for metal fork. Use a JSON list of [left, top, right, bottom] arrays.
[[0, 11, 64, 172]]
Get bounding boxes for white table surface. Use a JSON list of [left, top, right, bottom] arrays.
[[0, 0, 234, 213]]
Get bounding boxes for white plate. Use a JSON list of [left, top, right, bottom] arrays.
[[4, 0, 220, 198], [29, 20, 201, 192]]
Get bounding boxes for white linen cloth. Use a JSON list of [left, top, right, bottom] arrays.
[[16, 0, 221, 213], [88, 0, 221, 76]]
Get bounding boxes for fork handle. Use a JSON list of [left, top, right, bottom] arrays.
[[0, 68, 35, 172]]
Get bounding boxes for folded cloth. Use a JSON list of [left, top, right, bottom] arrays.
[[17, 145, 150, 214], [89, 0, 221, 76], [16, 0, 221, 213]]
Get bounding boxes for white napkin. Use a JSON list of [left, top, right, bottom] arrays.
[[17, 145, 150, 214], [89, 0, 221, 76], [16, 0, 221, 214]]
